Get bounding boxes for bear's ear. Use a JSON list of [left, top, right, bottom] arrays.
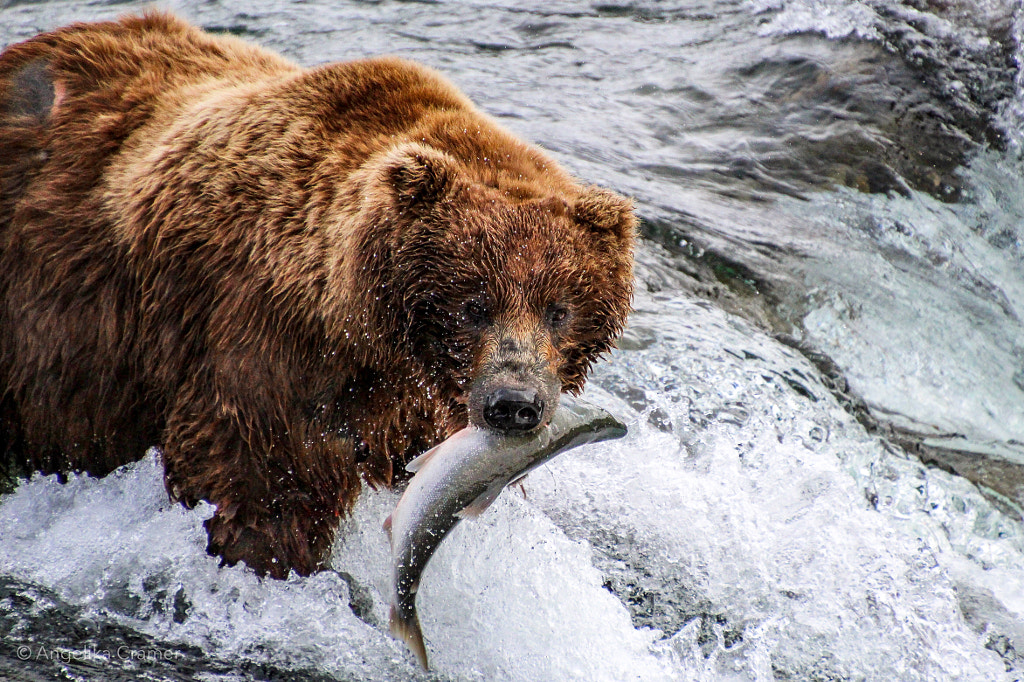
[[376, 142, 461, 215], [3, 58, 59, 121], [573, 187, 638, 246]]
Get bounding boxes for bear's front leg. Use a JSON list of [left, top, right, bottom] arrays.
[[162, 386, 360, 578]]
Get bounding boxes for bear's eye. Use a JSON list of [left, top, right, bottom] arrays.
[[546, 304, 571, 329], [464, 299, 489, 325]]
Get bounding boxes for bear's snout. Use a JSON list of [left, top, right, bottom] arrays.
[[467, 328, 561, 434], [482, 387, 544, 433]]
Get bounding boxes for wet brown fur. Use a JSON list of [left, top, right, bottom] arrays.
[[0, 12, 635, 578]]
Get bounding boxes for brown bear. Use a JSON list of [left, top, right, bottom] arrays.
[[0, 11, 635, 578]]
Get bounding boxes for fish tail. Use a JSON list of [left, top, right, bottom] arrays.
[[390, 601, 429, 670]]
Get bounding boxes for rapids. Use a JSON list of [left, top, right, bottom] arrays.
[[1, 1, 1022, 680]]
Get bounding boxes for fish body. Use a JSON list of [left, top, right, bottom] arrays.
[[384, 395, 627, 669]]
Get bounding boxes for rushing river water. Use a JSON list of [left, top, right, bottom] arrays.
[[2, 0, 1023, 680]]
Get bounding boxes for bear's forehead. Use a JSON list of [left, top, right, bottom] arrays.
[[453, 221, 578, 282], [446, 200, 577, 257], [471, 246, 584, 311], [412, 194, 598, 302]]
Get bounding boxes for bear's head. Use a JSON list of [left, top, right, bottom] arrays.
[[345, 142, 635, 435]]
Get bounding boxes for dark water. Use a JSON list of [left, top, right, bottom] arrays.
[[1, 1, 1023, 680]]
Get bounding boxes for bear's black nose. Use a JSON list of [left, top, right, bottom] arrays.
[[483, 388, 544, 433]]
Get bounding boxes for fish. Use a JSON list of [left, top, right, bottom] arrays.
[[383, 394, 627, 670]]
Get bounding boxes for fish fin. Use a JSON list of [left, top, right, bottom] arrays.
[[456, 482, 505, 519], [406, 427, 480, 473], [405, 444, 440, 473], [511, 475, 529, 499], [382, 514, 392, 543], [390, 602, 429, 670]]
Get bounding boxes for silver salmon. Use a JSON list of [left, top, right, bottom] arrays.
[[383, 395, 627, 669]]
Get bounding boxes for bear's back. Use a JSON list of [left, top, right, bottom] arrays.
[[0, 13, 301, 476]]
